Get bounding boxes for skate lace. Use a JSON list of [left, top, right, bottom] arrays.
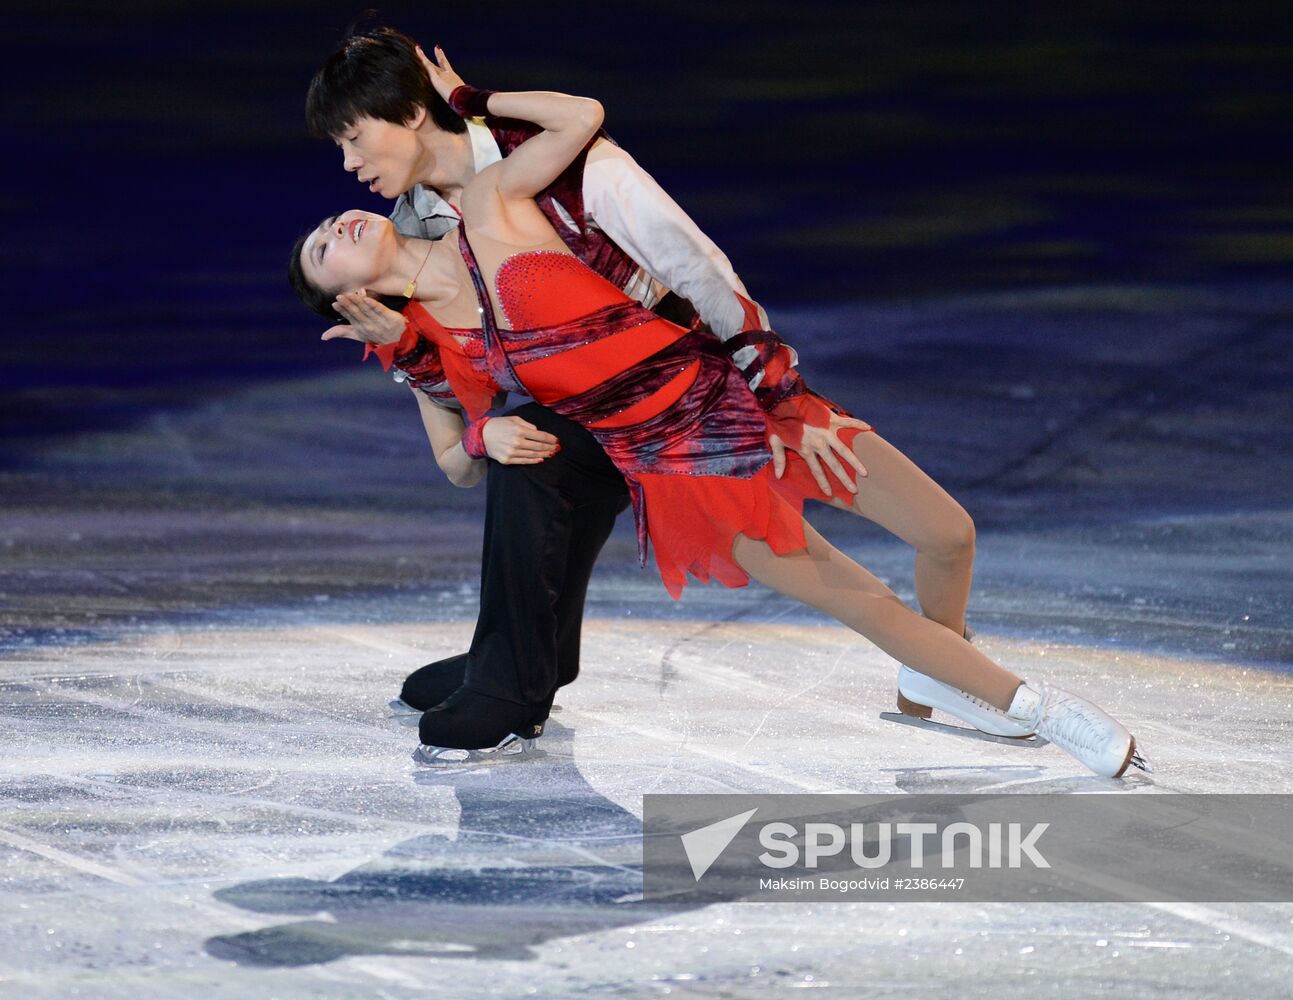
[[962, 692, 998, 713], [1040, 688, 1108, 750]]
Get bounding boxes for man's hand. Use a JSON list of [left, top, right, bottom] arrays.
[[415, 45, 466, 105], [320, 290, 406, 345], [482, 416, 560, 465], [767, 412, 872, 498]]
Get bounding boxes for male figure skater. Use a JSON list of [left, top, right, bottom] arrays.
[[303, 27, 1011, 757]]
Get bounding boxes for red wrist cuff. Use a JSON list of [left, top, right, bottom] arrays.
[[448, 85, 496, 119], [461, 416, 492, 459]]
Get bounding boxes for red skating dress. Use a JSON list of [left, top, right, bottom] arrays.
[[405, 241, 873, 600]]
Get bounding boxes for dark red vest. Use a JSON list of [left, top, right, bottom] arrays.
[[486, 118, 641, 291]]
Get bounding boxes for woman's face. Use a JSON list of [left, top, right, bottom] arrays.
[[298, 209, 398, 296]]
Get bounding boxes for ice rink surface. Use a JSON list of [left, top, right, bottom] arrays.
[[3, 286, 1292, 997]]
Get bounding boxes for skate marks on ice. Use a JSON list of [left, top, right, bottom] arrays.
[[573, 614, 1292, 794], [2, 619, 1292, 993], [965, 305, 1293, 499]]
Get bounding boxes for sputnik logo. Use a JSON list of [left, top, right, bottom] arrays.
[[680, 808, 758, 881]]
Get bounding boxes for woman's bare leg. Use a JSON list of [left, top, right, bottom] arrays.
[[828, 432, 976, 636], [731, 521, 1020, 710]]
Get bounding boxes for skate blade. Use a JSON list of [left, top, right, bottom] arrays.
[[1125, 740, 1153, 774], [388, 697, 422, 726], [880, 711, 1048, 748], [411, 735, 543, 768]]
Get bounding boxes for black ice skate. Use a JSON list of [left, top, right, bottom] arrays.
[[412, 688, 549, 768]]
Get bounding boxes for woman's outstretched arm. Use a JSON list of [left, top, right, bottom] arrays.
[[419, 46, 603, 202]]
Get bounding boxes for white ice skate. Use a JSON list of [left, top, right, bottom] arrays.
[[411, 732, 543, 768], [1006, 682, 1152, 777], [884, 665, 1043, 747]]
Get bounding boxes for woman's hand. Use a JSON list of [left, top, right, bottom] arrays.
[[320, 290, 406, 345], [415, 44, 466, 106], [767, 412, 871, 498], [481, 416, 560, 464]]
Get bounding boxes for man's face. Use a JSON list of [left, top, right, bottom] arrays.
[[334, 115, 422, 199], [298, 210, 398, 296]]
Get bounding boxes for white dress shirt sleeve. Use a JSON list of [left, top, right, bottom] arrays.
[[582, 141, 782, 351]]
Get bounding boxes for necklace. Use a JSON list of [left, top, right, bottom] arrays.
[[402, 241, 437, 299]]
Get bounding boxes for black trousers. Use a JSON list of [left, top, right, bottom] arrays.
[[404, 402, 629, 747]]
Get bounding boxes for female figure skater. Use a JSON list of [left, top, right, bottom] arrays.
[[291, 49, 1149, 778]]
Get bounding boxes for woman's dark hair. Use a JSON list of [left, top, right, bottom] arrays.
[[288, 227, 407, 323], [306, 25, 467, 139]]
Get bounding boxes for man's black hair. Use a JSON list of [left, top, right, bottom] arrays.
[[306, 25, 467, 138], [288, 226, 407, 324]]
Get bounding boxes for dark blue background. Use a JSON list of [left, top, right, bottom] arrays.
[[7, 1, 1292, 447]]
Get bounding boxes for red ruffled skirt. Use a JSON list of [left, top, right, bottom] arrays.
[[635, 425, 872, 599]]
